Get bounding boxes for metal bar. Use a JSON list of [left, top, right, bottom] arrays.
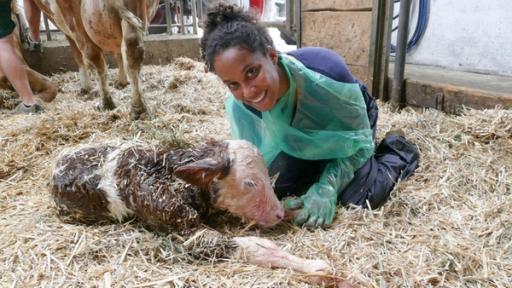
[[390, 0, 412, 108], [380, 0, 394, 101], [43, 15, 52, 41], [191, 0, 198, 35], [294, 0, 301, 47], [164, 0, 173, 35], [198, 0, 203, 26], [368, 0, 393, 100], [179, 0, 186, 34], [259, 21, 286, 29], [151, 23, 194, 28], [285, 0, 292, 33], [368, 0, 381, 95]]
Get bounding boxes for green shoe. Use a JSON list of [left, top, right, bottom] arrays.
[[14, 102, 44, 114]]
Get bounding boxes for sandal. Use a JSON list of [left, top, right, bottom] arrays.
[[13, 102, 44, 114], [21, 27, 43, 52]]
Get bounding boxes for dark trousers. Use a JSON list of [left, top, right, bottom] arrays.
[[269, 84, 420, 209]]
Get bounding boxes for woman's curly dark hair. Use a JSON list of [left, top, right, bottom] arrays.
[[200, 2, 275, 71]]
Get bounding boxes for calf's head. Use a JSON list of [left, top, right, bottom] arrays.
[[174, 140, 284, 227]]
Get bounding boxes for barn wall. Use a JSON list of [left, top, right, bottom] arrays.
[[23, 35, 201, 76], [302, 0, 372, 11], [401, 0, 512, 77], [300, 0, 372, 84]]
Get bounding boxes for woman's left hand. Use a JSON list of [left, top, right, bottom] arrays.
[[283, 184, 337, 228]]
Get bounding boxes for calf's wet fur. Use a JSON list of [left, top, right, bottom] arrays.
[[51, 139, 284, 235]]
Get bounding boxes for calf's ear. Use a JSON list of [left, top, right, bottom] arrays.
[[174, 157, 230, 187]]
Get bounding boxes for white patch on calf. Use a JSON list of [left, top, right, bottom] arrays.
[[97, 144, 134, 221]]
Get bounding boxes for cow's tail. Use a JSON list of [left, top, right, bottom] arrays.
[[110, 0, 145, 34]]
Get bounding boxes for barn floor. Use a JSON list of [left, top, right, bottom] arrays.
[[0, 58, 511, 287]]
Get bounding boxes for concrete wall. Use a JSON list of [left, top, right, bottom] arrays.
[[23, 35, 201, 76], [401, 0, 512, 76], [301, 0, 512, 79]]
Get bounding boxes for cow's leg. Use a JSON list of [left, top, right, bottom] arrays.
[[120, 20, 147, 120], [67, 36, 93, 95], [26, 67, 57, 102], [114, 50, 129, 89], [84, 44, 115, 110], [0, 66, 56, 103], [1, 74, 10, 107]]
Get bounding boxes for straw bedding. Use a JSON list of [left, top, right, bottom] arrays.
[[0, 58, 511, 287]]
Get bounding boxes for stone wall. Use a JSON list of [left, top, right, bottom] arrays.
[[301, 0, 372, 83]]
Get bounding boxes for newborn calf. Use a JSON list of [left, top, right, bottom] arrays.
[[51, 140, 284, 234], [51, 140, 346, 282]]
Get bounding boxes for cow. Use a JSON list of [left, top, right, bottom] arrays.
[[0, 2, 57, 104], [33, 0, 159, 120]]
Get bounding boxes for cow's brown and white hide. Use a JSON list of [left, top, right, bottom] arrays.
[[33, 0, 159, 120]]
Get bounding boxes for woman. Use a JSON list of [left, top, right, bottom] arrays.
[[200, 3, 419, 228]]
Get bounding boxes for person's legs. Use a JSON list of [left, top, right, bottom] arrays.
[[339, 133, 420, 209], [0, 32, 38, 106], [360, 83, 379, 139], [24, 0, 41, 42], [269, 152, 328, 199]]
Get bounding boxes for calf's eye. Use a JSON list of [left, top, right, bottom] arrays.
[[244, 179, 257, 189]]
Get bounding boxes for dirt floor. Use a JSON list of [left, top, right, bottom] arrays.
[[0, 58, 511, 287]]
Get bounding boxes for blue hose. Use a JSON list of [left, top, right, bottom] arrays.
[[390, 0, 430, 53]]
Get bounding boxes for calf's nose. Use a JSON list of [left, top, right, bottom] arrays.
[[275, 209, 284, 221]]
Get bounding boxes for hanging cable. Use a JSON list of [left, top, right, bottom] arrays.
[[390, 0, 430, 53]]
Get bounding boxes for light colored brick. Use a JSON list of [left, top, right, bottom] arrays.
[[302, 0, 372, 11], [348, 64, 369, 84], [301, 11, 372, 67]]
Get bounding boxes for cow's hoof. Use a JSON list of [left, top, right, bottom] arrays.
[[102, 98, 116, 111], [94, 102, 116, 112], [114, 80, 129, 90], [79, 87, 92, 96], [82, 89, 100, 100], [130, 105, 149, 121]]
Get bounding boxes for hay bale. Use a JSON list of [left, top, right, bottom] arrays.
[[0, 57, 511, 287]]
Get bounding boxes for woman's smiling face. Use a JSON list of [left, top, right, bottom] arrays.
[[213, 46, 288, 112]]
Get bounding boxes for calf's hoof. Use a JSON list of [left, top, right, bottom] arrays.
[[130, 104, 149, 120]]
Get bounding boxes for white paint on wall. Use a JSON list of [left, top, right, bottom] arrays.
[[393, 0, 512, 76]]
